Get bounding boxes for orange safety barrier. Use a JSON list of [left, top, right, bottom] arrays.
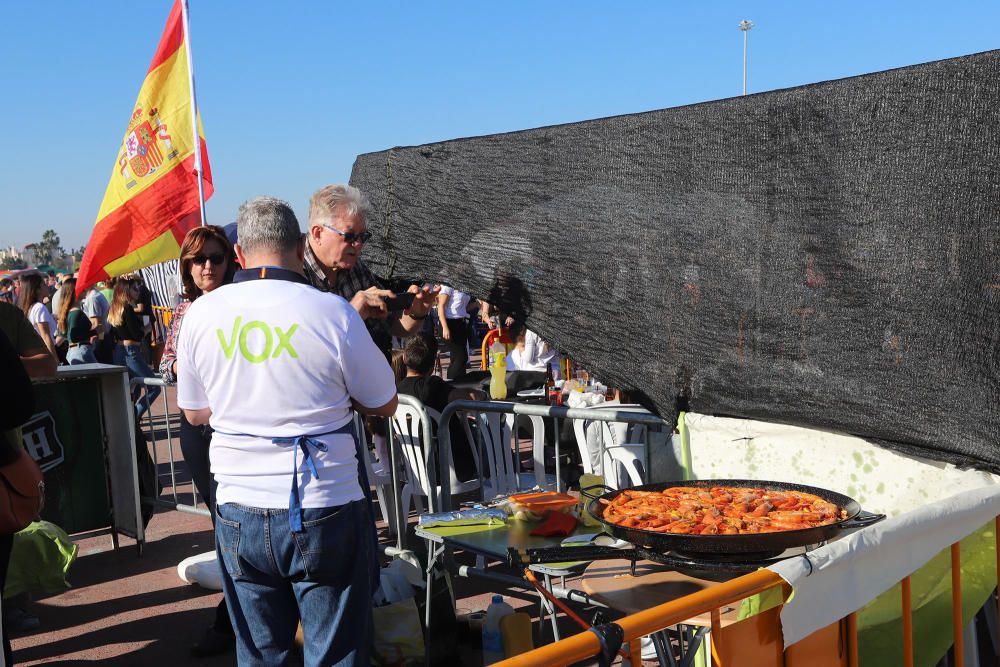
[[496, 515, 1000, 667], [497, 569, 789, 667]]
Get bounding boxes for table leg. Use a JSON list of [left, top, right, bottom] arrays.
[[424, 538, 437, 629], [680, 626, 709, 667], [652, 630, 676, 667], [544, 572, 561, 641]]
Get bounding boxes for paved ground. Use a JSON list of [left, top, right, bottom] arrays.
[[10, 382, 622, 666]]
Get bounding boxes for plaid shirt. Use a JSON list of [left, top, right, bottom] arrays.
[[302, 242, 394, 356]]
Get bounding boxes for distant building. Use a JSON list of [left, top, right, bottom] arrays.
[[21, 244, 38, 266]]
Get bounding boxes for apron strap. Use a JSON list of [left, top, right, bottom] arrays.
[[272, 434, 329, 532], [267, 421, 354, 533]]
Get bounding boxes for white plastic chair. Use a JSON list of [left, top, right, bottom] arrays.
[[392, 402, 481, 517], [352, 414, 397, 537], [601, 445, 647, 489], [572, 403, 650, 476], [506, 413, 560, 491], [475, 413, 557, 499]]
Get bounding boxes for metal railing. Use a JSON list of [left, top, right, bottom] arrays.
[[435, 399, 673, 512], [130, 376, 210, 517]]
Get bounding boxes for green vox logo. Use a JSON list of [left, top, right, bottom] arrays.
[[217, 316, 299, 364]]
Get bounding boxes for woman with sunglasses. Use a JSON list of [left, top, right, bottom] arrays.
[[108, 276, 162, 420], [158, 225, 237, 657]]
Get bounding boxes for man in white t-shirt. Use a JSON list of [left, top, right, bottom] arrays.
[[177, 197, 397, 666], [436, 284, 472, 379], [81, 286, 112, 362]]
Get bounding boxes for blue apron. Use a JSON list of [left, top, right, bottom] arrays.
[[214, 422, 380, 591]]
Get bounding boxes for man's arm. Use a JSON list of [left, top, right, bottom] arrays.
[[182, 407, 212, 426], [349, 286, 394, 320], [20, 347, 57, 378], [351, 395, 398, 418], [437, 293, 451, 340], [5, 304, 57, 377], [0, 329, 35, 429], [390, 284, 441, 337]]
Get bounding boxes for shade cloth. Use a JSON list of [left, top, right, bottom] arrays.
[[350, 49, 1000, 474]]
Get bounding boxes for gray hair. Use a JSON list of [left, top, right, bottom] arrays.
[[309, 184, 369, 226], [237, 197, 301, 254]]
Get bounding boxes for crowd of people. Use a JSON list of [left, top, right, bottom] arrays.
[[3, 182, 571, 666], [0, 262, 164, 424]]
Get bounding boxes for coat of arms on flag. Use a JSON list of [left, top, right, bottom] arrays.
[[120, 108, 180, 186]]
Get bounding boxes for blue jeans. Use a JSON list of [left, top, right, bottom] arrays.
[[66, 344, 97, 365], [115, 343, 161, 420], [216, 500, 374, 667]]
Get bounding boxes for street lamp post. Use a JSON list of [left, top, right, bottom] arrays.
[[739, 19, 754, 96]]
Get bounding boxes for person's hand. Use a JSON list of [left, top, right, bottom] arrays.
[[504, 316, 514, 328], [441, 323, 451, 341], [350, 286, 393, 319], [404, 284, 440, 319]]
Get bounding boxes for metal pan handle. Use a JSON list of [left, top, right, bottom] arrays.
[[580, 484, 616, 501], [841, 511, 885, 529]]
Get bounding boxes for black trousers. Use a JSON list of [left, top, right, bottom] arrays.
[[443, 318, 470, 380], [179, 414, 233, 637]]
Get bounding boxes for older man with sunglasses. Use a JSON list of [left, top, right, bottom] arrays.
[[304, 184, 438, 357]]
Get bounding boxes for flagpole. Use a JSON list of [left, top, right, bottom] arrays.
[[181, 0, 207, 226]]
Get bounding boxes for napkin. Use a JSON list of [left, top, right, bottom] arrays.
[[529, 510, 579, 537], [565, 391, 605, 408]]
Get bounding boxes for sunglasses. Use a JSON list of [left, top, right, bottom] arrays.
[[322, 223, 371, 245], [191, 253, 226, 266]]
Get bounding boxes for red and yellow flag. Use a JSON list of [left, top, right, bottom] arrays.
[[78, 0, 212, 292]]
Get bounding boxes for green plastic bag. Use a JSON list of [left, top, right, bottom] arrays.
[[5, 520, 78, 599]]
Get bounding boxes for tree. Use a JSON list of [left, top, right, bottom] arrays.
[[69, 245, 86, 271], [33, 229, 63, 266], [0, 256, 27, 270]]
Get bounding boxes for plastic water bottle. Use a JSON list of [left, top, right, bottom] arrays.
[[482, 594, 514, 664]]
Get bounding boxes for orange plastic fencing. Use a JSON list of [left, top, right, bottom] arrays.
[[496, 517, 1000, 667]]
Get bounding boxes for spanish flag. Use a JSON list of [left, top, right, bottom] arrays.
[[78, 0, 212, 292]]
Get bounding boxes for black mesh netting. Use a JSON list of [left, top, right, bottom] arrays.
[[349, 50, 1000, 475]]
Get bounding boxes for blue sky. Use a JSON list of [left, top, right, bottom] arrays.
[[1, 1, 998, 250]]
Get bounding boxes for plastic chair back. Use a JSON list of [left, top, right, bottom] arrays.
[[474, 412, 517, 498], [392, 402, 482, 509], [573, 403, 650, 477], [392, 403, 440, 497], [602, 445, 647, 489]]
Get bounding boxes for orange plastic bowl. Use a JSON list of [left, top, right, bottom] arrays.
[[509, 492, 578, 514]]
